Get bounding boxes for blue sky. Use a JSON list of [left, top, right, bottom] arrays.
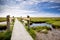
[[0, 0, 60, 17]]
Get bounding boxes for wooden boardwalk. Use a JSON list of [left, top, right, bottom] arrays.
[[11, 18, 33, 40]]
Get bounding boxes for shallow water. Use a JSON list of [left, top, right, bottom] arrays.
[[30, 23, 51, 26], [0, 21, 6, 24], [30, 23, 55, 31], [0, 30, 5, 32], [30, 23, 52, 28], [30, 23, 60, 40]]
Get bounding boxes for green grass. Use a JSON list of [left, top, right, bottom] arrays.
[[51, 21, 60, 28], [31, 26, 50, 31], [0, 17, 6, 22], [25, 26, 36, 40], [0, 24, 7, 27], [17, 17, 21, 21], [0, 21, 14, 40], [30, 17, 60, 29], [0, 30, 12, 40], [18, 17, 60, 40], [28, 29, 36, 40], [0, 26, 13, 40], [30, 17, 60, 22], [31, 26, 50, 34], [46, 19, 60, 28], [25, 26, 50, 40], [10, 23, 14, 31]]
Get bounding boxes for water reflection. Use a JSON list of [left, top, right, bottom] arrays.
[[30, 23, 54, 30]]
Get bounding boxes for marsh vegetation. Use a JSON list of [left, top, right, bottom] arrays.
[[18, 17, 60, 40], [0, 17, 14, 40]]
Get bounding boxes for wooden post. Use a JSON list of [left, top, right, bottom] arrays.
[[7, 15, 10, 31], [27, 15, 30, 30], [12, 16, 14, 23], [20, 16, 23, 22]]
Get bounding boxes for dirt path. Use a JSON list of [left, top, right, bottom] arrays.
[[11, 18, 33, 40]]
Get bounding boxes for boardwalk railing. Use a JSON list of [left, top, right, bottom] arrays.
[[6, 15, 15, 31], [7, 15, 10, 31]]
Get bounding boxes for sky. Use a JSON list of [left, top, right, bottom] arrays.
[[0, 0, 60, 17]]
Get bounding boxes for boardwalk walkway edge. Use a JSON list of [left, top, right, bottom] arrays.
[[11, 18, 33, 40]]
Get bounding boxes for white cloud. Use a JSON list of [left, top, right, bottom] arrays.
[[48, 6, 60, 9], [30, 0, 60, 3], [0, 0, 60, 17], [0, 7, 36, 17], [0, 7, 60, 17], [1, 0, 60, 8], [31, 12, 60, 17], [14, 0, 60, 8], [16, 0, 23, 1]]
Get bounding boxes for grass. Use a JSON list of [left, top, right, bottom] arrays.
[[51, 21, 60, 28], [0, 21, 14, 40], [25, 26, 36, 40], [17, 17, 21, 21], [0, 30, 12, 40], [30, 17, 60, 29], [0, 27, 13, 40], [25, 26, 50, 40], [31, 17, 60, 22], [18, 17, 60, 40], [31, 26, 50, 34], [0, 17, 6, 22], [46, 20, 60, 28], [31, 26, 50, 32], [28, 29, 36, 40]]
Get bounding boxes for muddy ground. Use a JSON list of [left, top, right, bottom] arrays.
[[36, 29, 60, 40]]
